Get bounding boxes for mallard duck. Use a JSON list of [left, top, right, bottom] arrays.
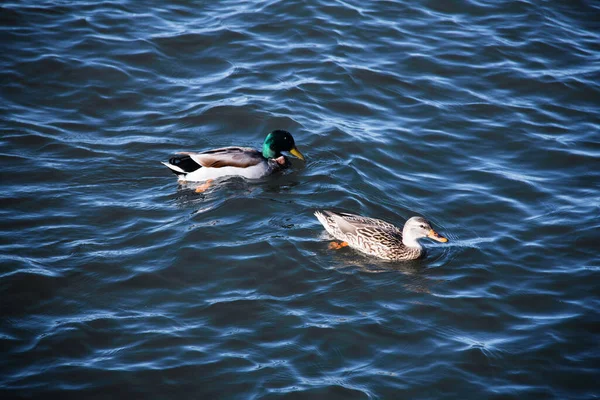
[[314, 210, 448, 261], [162, 130, 305, 182]]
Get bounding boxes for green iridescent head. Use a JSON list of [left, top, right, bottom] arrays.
[[261, 130, 305, 160]]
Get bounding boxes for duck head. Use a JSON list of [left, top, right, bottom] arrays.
[[402, 216, 448, 248], [262, 130, 305, 161]]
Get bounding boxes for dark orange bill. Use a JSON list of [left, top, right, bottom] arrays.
[[427, 229, 448, 243]]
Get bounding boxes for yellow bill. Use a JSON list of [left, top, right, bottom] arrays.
[[427, 229, 448, 243], [289, 146, 305, 161]]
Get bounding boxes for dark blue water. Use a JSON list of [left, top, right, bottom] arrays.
[[1, 1, 599, 398]]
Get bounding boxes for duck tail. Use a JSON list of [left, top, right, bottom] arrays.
[[314, 210, 353, 238], [161, 155, 202, 176], [161, 162, 185, 176], [314, 210, 328, 226], [314, 210, 336, 233]]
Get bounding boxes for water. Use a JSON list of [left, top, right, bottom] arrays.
[[1, 0, 599, 398]]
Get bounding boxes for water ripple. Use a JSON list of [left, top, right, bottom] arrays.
[[2, 0, 599, 398]]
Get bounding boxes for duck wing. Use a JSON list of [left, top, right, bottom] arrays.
[[179, 147, 264, 168], [315, 210, 404, 252], [325, 211, 402, 233], [315, 210, 403, 239]]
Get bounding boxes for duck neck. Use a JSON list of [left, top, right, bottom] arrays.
[[402, 228, 422, 249], [262, 144, 277, 159], [262, 135, 279, 159]]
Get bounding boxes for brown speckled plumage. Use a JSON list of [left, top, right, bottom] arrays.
[[314, 210, 424, 261]]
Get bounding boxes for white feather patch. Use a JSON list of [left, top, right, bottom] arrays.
[[161, 161, 185, 173]]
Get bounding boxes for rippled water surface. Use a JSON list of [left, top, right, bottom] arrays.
[[1, 0, 599, 398]]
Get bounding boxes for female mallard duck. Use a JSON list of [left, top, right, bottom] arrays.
[[162, 130, 305, 183], [314, 210, 448, 261]]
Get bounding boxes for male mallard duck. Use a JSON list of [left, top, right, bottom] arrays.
[[314, 210, 448, 261], [162, 130, 305, 183]]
